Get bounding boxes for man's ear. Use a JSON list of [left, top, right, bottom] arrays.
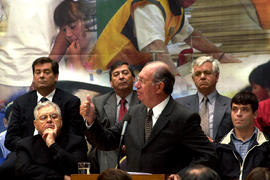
[[55, 74, 59, 81], [215, 72, 220, 80], [156, 82, 165, 94], [254, 110, 258, 119], [59, 118, 63, 128], [192, 74, 195, 82], [33, 119, 38, 129], [110, 80, 113, 87]]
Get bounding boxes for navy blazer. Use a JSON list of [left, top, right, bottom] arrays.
[[86, 97, 217, 175], [176, 92, 233, 142], [5, 88, 85, 151]]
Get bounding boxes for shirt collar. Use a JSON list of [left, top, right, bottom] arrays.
[[37, 90, 55, 102], [231, 128, 258, 143], [150, 96, 170, 119], [116, 92, 133, 105], [198, 90, 217, 105]]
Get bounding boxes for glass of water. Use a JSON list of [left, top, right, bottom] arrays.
[[78, 162, 90, 174]]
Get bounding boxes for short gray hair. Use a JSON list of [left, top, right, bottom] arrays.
[[191, 56, 220, 76], [34, 101, 61, 120]]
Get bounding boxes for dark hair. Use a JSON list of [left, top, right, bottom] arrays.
[[54, 0, 85, 27], [32, 57, 59, 75], [249, 64, 267, 88], [152, 65, 175, 95], [264, 61, 270, 89], [240, 86, 252, 93], [97, 168, 132, 180], [109, 61, 135, 81], [247, 167, 270, 180], [231, 91, 258, 112], [53, 0, 96, 27], [181, 165, 221, 180], [249, 61, 270, 89]]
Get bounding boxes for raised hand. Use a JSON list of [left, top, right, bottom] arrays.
[[80, 95, 96, 126], [42, 127, 57, 147]]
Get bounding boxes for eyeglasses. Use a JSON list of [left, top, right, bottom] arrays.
[[38, 113, 59, 121], [135, 77, 148, 85]]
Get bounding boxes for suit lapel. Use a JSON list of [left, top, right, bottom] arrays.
[[137, 106, 147, 147], [185, 94, 199, 113], [104, 94, 117, 124], [213, 94, 227, 138], [143, 97, 174, 147], [29, 91, 38, 134], [52, 88, 61, 105], [129, 91, 140, 106]]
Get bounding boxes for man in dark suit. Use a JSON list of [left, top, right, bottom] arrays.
[[1, 57, 85, 176], [81, 61, 217, 179], [89, 61, 140, 172], [176, 56, 233, 142], [15, 101, 87, 180]]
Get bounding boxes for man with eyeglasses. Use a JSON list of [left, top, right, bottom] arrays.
[[0, 57, 85, 178], [81, 61, 216, 180], [15, 101, 87, 180], [87, 61, 140, 173], [176, 56, 233, 143]]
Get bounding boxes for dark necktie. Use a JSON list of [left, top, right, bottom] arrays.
[[40, 97, 48, 103], [145, 108, 153, 142], [200, 97, 209, 136], [118, 98, 127, 122]]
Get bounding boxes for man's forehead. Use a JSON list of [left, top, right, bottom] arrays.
[[232, 103, 251, 108], [35, 63, 52, 69], [112, 65, 129, 72], [195, 62, 212, 68], [38, 106, 56, 114]]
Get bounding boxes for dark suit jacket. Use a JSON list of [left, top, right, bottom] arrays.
[[176, 92, 233, 142], [15, 134, 88, 180], [86, 97, 217, 175], [5, 88, 85, 151], [90, 91, 140, 172]]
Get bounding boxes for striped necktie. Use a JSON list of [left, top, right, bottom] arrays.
[[200, 97, 209, 136], [145, 108, 153, 142]]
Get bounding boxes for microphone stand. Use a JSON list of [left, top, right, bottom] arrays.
[[117, 115, 130, 169]]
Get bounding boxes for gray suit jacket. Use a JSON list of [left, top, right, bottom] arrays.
[[176, 92, 233, 142], [90, 91, 140, 172]]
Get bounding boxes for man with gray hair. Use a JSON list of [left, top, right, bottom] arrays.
[[176, 56, 233, 142], [15, 101, 87, 179]]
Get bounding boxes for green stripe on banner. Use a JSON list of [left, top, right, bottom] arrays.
[[96, 0, 126, 37]]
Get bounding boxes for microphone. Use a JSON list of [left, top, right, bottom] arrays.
[[117, 114, 131, 169]]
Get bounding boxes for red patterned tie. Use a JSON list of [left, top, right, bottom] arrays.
[[118, 98, 127, 122]]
